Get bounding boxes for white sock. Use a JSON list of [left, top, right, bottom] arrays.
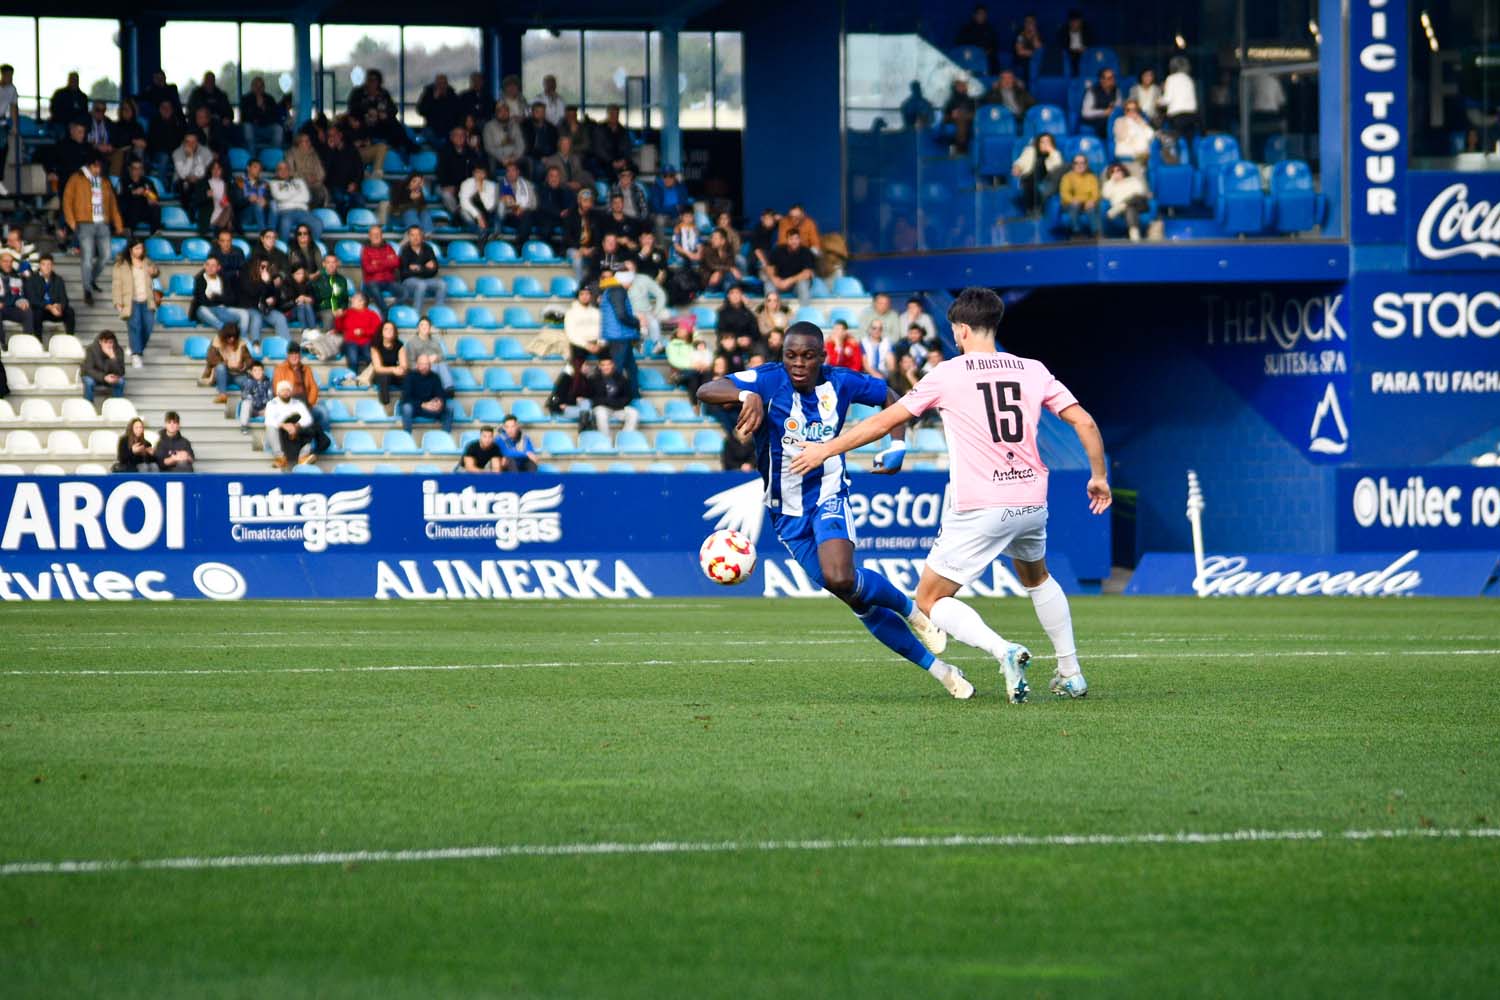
[[927, 659, 953, 681], [1027, 576, 1080, 675], [929, 597, 1008, 657]]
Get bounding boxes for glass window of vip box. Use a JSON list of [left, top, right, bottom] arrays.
[[1409, 1, 1500, 166]]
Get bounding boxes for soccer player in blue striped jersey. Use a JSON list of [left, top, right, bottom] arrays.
[[698, 322, 976, 699]]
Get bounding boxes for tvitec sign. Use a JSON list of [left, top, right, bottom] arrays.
[[1411, 173, 1500, 270]]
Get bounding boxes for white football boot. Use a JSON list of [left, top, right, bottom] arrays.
[[1050, 670, 1088, 699], [905, 607, 948, 655], [997, 643, 1031, 703], [937, 663, 975, 700]]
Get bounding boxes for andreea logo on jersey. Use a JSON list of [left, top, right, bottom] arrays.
[[421, 481, 563, 550], [227, 484, 372, 552], [1415, 182, 1500, 262]]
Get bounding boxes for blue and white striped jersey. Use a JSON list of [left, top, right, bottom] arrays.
[[727, 363, 890, 516]]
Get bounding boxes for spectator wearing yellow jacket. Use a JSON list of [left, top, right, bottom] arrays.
[[1058, 154, 1101, 237]]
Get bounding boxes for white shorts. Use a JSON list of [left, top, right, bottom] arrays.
[[924, 505, 1048, 585]]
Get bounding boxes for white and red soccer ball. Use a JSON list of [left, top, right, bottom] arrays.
[[699, 529, 757, 586]]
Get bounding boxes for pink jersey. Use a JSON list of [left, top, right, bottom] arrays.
[[900, 352, 1078, 510]]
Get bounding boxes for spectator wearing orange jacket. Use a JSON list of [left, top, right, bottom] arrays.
[[776, 203, 821, 250], [62, 156, 124, 304]]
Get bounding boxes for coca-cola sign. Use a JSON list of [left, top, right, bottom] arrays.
[[1409, 173, 1500, 271]]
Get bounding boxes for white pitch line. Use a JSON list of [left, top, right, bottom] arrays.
[[3, 827, 1497, 878]]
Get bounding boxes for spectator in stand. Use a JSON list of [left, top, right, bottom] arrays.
[[1059, 153, 1100, 236], [1131, 68, 1163, 124], [612, 167, 650, 221], [766, 229, 816, 307], [171, 132, 213, 219], [52, 120, 95, 189], [234, 159, 273, 234], [1012, 132, 1063, 214], [899, 297, 937, 346], [893, 323, 931, 369], [314, 253, 351, 330], [321, 125, 366, 216], [0, 253, 35, 340], [590, 232, 630, 284], [0, 64, 16, 177], [598, 270, 641, 392], [534, 76, 566, 126], [139, 69, 183, 123], [399, 226, 445, 315], [559, 106, 590, 154], [984, 70, 1035, 119], [859, 292, 900, 345], [748, 208, 779, 278], [590, 105, 634, 180], [400, 353, 454, 434], [461, 425, 506, 472], [633, 230, 666, 279], [1113, 99, 1155, 176], [189, 105, 231, 157], [249, 227, 290, 277], [564, 285, 604, 363], [861, 321, 895, 380], [146, 100, 184, 183], [209, 228, 246, 290], [243, 255, 290, 344], [672, 208, 702, 265], [284, 263, 317, 330], [624, 261, 669, 355], [499, 415, 539, 472], [110, 99, 149, 175], [482, 101, 526, 175], [200, 159, 235, 235], [337, 290, 381, 372], [348, 69, 411, 153], [942, 78, 978, 154], [1080, 68, 1121, 139], [890, 353, 921, 396], [955, 5, 1001, 74], [522, 101, 559, 172], [273, 340, 324, 428], [438, 125, 482, 216], [825, 321, 863, 371], [589, 355, 640, 434], [717, 283, 758, 341], [1162, 56, 1200, 140], [456, 162, 501, 241], [667, 326, 714, 400], [497, 161, 538, 249], [701, 230, 743, 293], [777, 204, 821, 250], [112, 239, 158, 367], [1, 228, 37, 273], [1101, 161, 1151, 242], [499, 75, 527, 119], [368, 319, 406, 403], [188, 72, 233, 128], [286, 132, 327, 208], [1057, 9, 1092, 76], [49, 72, 89, 136], [237, 360, 272, 433], [900, 81, 935, 129], [457, 72, 488, 125], [286, 225, 321, 279], [756, 288, 791, 340], [417, 74, 462, 145], [715, 211, 742, 256], [240, 76, 284, 153], [566, 188, 604, 280], [601, 194, 641, 252], [62, 155, 123, 306], [401, 316, 453, 391], [543, 134, 593, 193], [26, 255, 73, 340], [534, 167, 572, 249], [264, 378, 324, 468], [81, 330, 126, 402], [191, 255, 254, 335], [115, 417, 157, 472], [651, 166, 690, 231], [393, 173, 437, 235], [202, 323, 252, 403], [340, 111, 387, 179], [1014, 14, 1044, 80], [153, 411, 196, 473], [360, 225, 402, 315], [84, 101, 116, 171]]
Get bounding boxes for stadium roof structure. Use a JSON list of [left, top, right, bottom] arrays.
[[53, 0, 737, 28]]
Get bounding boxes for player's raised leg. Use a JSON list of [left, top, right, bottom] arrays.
[[915, 565, 1031, 704], [1013, 557, 1086, 697]]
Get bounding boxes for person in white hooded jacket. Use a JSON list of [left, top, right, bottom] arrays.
[[457, 162, 501, 238], [1101, 162, 1152, 241], [620, 265, 668, 355]]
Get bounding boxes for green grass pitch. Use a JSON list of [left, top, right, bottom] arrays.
[[2, 596, 1498, 998]]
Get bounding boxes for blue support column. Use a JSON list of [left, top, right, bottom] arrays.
[[119, 21, 136, 100], [659, 24, 682, 172], [482, 26, 502, 100], [294, 18, 314, 127]]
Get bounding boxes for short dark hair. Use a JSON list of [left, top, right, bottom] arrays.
[[250, 360, 264, 369], [480, 425, 495, 435], [164, 411, 181, 423], [784, 320, 824, 344], [947, 286, 1004, 334], [38, 253, 53, 264]]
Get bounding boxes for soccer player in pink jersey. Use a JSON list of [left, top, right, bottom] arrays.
[[790, 287, 1110, 702]]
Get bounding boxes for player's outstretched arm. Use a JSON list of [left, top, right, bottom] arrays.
[[1058, 403, 1112, 514], [789, 402, 915, 474], [698, 377, 764, 435]]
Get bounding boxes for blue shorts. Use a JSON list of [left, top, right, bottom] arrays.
[[771, 496, 856, 590]]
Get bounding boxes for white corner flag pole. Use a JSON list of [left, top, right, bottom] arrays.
[[1186, 470, 1207, 597]]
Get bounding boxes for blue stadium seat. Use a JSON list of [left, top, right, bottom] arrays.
[[522, 241, 557, 263], [521, 367, 554, 392], [334, 463, 368, 474], [832, 276, 866, 297], [646, 461, 676, 472], [411, 464, 445, 475], [1263, 134, 1290, 164], [314, 208, 345, 234], [630, 399, 663, 424], [291, 464, 324, 474], [1148, 136, 1194, 208], [325, 367, 358, 391], [947, 46, 988, 75], [382, 430, 421, 455], [654, 430, 692, 455], [494, 336, 530, 361], [636, 368, 670, 391], [180, 238, 211, 262], [483, 368, 518, 392], [444, 275, 474, 299], [388, 305, 420, 330], [809, 277, 832, 299], [504, 306, 540, 329], [446, 240, 481, 264], [168, 273, 194, 296], [475, 276, 507, 297], [510, 398, 548, 423], [227, 147, 251, 172], [456, 336, 490, 361], [371, 463, 405, 474], [342, 430, 381, 454], [335, 240, 363, 265], [449, 367, 481, 391], [465, 306, 499, 329], [1065, 78, 1089, 132], [512, 276, 546, 298], [182, 335, 210, 360], [616, 430, 652, 454], [1079, 47, 1121, 79], [542, 430, 578, 455], [145, 236, 178, 261], [156, 303, 193, 327], [578, 430, 615, 455], [322, 399, 354, 423], [829, 306, 860, 327], [568, 462, 600, 473], [458, 430, 480, 449], [606, 462, 638, 474], [1194, 134, 1242, 207], [692, 306, 718, 330], [1023, 104, 1068, 139], [1064, 134, 1107, 174], [427, 305, 460, 329], [663, 399, 704, 424], [692, 430, 724, 454], [382, 149, 407, 176], [355, 399, 395, 423], [484, 241, 519, 264], [1215, 160, 1270, 235], [361, 178, 391, 203], [409, 150, 438, 173], [975, 104, 1017, 138], [233, 238, 253, 257], [471, 398, 506, 424], [912, 427, 947, 453], [258, 148, 284, 170], [447, 398, 470, 422], [1269, 159, 1325, 234], [550, 275, 579, 298], [347, 208, 379, 230], [793, 306, 827, 327], [260, 336, 289, 360], [422, 430, 461, 455]]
